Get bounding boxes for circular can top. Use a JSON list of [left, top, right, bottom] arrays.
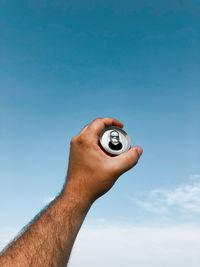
[[99, 126, 131, 155]]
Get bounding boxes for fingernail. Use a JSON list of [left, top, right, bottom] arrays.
[[136, 147, 143, 157]]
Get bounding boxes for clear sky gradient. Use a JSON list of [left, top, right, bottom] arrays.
[[0, 1, 200, 266]]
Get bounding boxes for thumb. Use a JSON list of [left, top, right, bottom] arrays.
[[114, 146, 143, 174]]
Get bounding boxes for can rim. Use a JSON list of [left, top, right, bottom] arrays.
[[99, 126, 131, 155]]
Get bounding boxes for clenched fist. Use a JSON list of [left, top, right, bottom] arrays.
[[63, 118, 143, 204]]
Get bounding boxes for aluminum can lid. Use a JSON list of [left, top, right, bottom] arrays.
[[99, 126, 131, 155]]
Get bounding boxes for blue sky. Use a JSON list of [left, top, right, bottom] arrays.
[[1, 0, 200, 265]]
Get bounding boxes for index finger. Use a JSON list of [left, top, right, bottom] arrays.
[[86, 117, 123, 142]]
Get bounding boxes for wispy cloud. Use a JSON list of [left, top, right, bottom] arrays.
[[189, 174, 200, 180], [70, 225, 200, 267], [132, 175, 200, 216]]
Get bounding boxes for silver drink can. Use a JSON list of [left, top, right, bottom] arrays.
[[99, 126, 131, 156]]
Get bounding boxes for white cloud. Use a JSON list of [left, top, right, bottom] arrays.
[[133, 198, 168, 214], [69, 225, 200, 267], [132, 178, 200, 216], [2, 175, 200, 266], [189, 174, 200, 180], [2, 224, 200, 267]]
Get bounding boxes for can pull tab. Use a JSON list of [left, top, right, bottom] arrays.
[[109, 130, 123, 151]]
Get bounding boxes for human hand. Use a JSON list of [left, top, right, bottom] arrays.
[[63, 118, 143, 205]]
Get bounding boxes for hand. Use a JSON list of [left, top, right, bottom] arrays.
[[63, 118, 143, 205]]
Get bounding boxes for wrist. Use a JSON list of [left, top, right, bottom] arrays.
[[60, 179, 93, 212]]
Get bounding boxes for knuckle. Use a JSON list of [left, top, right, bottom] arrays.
[[77, 134, 88, 145], [70, 137, 76, 145], [93, 117, 102, 122]]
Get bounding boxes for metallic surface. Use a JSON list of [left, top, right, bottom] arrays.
[[99, 126, 131, 155]]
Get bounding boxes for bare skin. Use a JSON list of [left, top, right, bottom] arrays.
[[0, 117, 143, 267]]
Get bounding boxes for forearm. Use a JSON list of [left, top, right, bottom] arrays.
[[0, 117, 142, 267], [0, 188, 91, 267]]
